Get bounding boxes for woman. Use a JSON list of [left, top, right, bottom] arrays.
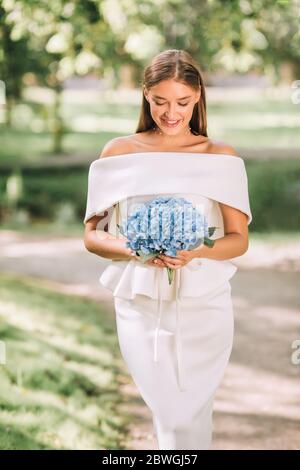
[[83, 49, 252, 450]]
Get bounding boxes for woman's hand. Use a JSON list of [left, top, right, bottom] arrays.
[[129, 251, 168, 268], [130, 246, 203, 269], [145, 257, 168, 268], [157, 249, 197, 269]]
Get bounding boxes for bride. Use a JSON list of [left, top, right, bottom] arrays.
[[83, 49, 252, 450]]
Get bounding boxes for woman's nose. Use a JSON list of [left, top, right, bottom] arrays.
[[164, 103, 180, 116]]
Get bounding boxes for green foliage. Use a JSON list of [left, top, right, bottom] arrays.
[[0, 273, 132, 450], [246, 159, 300, 231], [24, 367, 102, 397], [0, 167, 89, 221], [1, 159, 299, 232]]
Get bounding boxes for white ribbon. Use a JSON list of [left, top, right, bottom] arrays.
[[153, 267, 187, 392]]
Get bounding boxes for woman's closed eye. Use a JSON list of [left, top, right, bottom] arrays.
[[154, 102, 189, 107]]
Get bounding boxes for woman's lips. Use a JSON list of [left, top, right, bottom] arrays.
[[161, 119, 181, 128]]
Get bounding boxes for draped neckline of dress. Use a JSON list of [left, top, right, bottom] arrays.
[[98, 151, 243, 161]]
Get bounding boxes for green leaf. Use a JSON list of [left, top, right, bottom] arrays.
[[204, 237, 215, 247], [208, 226, 221, 237], [136, 251, 157, 263]]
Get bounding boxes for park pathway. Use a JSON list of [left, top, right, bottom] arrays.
[[0, 230, 299, 450]]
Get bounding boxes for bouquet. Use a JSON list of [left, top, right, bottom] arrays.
[[117, 196, 219, 285]]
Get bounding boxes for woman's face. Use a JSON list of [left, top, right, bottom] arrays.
[[144, 79, 200, 134]]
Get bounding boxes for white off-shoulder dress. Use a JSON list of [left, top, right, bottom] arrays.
[[99, 193, 237, 450], [83, 152, 252, 450]]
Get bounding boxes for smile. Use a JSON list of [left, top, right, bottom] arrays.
[[161, 119, 181, 127]]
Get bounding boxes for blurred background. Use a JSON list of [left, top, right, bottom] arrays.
[[0, 0, 299, 450]]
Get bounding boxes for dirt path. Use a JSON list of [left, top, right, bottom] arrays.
[[0, 230, 299, 450]]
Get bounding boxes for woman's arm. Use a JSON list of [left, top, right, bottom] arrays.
[[192, 203, 249, 261], [193, 143, 249, 261], [84, 137, 136, 261], [193, 233, 248, 261], [84, 215, 133, 261]]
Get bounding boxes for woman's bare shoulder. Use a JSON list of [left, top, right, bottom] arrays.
[[209, 141, 240, 157], [99, 136, 135, 159]]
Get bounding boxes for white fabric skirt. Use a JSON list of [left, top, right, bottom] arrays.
[[114, 279, 234, 450]]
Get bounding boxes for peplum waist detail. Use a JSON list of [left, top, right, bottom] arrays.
[[99, 257, 238, 301]]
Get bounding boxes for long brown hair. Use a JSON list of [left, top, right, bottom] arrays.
[[136, 49, 208, 137]]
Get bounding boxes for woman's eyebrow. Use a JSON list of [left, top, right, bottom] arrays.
[[152, 95, 191, 100]]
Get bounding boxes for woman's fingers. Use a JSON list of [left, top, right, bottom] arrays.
[[159, 255, 183, 268], [155, 259, 168, 268], [164, 263, 181, 269], [160, 257, 184, 269], [152, 259, 166, 267], [143, 256, 185, 269], [131, 252, 167, 268], [161, 259, 181, 268]]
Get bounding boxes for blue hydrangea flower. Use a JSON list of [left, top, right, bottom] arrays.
[[118, 196, 218, 285]]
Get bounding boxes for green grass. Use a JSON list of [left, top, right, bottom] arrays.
[[249, 231, 300, 242], [0, 88, 299, 165], [2, 217, 300, 240], [0, 272, 132, 450], [0, 220, 86, 237], [207, 99, 300, 148], [0, 128, 115, 164]]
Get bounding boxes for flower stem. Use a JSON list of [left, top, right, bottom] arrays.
[[167, 267, 174, 285]]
